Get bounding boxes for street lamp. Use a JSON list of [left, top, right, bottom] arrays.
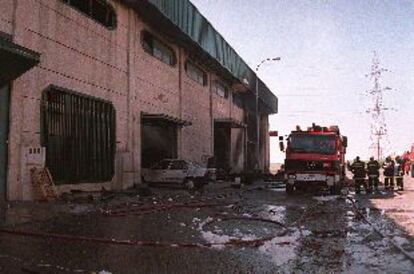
[[255, 56, 281, 170], [255, 57, 281, 72]]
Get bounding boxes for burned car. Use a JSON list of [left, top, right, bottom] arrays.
[[142, 159, 214, 189]]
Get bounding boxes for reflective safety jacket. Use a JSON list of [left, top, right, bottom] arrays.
[[351, 161, 366, 178], [394, 162, 403, 176], [367, 160, 380, 176], [383, 160, 395, 177]]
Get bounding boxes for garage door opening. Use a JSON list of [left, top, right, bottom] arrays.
[[214, 118, 246, 173], [214, 123, 231, 171], [141, 113, 191, 168]]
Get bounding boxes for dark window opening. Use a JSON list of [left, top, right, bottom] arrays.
[[186, 60, 207, 86], [61, 0, 117, 29], [41, 87, 116, 184], [142, 31, 177, 66], [214, 81, 228, 98]]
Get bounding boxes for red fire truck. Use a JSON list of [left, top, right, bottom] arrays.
[[279, 124, 348, 194]]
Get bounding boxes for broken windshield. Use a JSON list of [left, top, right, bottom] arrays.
[[289, 134, 336, 154]]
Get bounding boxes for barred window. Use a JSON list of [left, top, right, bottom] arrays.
[[186, 61, 207, 86], [142, 32, 176, 66], [41, 87, 116, 184], [214, 81, 228, 98], [61, 0, 117, 29]]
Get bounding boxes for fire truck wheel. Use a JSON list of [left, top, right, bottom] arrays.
[[330, 184, 341, 195], [286, 184, 294, 194]]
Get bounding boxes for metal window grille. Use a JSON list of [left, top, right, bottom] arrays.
[[41, 87, 116, 184]]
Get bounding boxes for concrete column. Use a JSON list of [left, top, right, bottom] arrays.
[[7, 0, 25, 200], [119, 8, 139, 188], [178, 48, 183, 158]]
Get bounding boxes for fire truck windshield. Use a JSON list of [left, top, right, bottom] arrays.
[[289, 134, 336, 154]]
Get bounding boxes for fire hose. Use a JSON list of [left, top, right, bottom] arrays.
[[0, 217, 289, 249], [0, 197, 325, 250], [102, 201, 237, 217], [0, 197, 328, 273], [0, 199, 294, 249]]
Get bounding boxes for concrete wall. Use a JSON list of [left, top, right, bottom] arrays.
[[0, 0, 270, 201], [2, 0, 134, 200]]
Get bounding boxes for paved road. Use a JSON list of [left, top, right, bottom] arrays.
[[0, 176, 414, 273]]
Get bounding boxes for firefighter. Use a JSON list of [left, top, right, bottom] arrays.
[[350, 156, 366, 194], [402, 152, 411, 175], [383, 156, 395, 190], [404, 158, 411, 176], [395, 156, 404, 191], [366, 156, 380, 192]]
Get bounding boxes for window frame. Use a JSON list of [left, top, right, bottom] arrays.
[[141, 31, 177, 66], [61, 0, 117, 30], [185, 60, 208, 86]]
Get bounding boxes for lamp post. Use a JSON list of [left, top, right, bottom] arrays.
[[255, 57, 281, 170]]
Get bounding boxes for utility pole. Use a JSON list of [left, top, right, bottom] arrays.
[[371, 129, 386, 160], [365, 51, 393, 160]]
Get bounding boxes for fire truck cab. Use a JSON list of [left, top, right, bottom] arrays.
[[280, 124, 347, 194]]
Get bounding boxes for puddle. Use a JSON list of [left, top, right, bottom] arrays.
[[259, 228, 312, 266]]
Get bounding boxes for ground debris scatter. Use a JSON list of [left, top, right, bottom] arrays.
[[1, 179, 414, 273]]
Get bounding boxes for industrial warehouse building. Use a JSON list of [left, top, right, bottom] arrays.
[[0, 0, 278, 201]]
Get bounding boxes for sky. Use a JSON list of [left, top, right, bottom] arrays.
[[190, 0, 414, 163]]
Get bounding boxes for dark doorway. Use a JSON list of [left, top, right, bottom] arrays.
[[0, 85, 10, 200], [214, 124, 231, 171], [141, 123, 178, 168]]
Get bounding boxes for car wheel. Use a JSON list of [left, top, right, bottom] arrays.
[[184, 178, 195, 190]]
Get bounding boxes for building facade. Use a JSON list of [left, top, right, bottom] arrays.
[[0, 0, 278, 201]]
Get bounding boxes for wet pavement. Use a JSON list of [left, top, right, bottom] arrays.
[[1, 177, 414, 273]]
